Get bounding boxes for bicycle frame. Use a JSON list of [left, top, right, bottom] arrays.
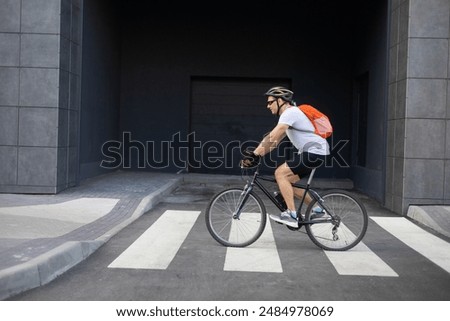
[[237, 164, 339, 227]]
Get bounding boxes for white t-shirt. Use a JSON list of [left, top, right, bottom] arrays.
[[278, 106, 330, 155]]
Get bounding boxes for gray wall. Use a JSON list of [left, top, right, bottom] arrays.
[[0, 0, 82, 193], [386, 0, 450, 214]]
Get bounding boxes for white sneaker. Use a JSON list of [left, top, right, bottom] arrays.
[[269, 210, 298, 228]]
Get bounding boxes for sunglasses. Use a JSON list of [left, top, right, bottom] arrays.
[[267, 100, 276, 106]]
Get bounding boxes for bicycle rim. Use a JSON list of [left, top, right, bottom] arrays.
[[305, 190, 368, 251], [205, 188, 266, 247]]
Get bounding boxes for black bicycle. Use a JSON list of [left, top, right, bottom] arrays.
[[205, 161, 368, 251]]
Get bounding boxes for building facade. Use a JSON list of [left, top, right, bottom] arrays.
[[0, 0, 81, 193], [0, 0, 449, 215]]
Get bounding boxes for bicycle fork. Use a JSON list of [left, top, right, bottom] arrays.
[[232, 183, 253, 220]]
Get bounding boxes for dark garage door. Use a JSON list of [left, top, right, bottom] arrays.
[[190, 77, 291, 174]]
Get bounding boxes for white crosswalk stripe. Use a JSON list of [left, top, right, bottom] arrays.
[[107, 210, 450, 277], [321, 222, 398, 277], [108, 210, 201, 270], [371, 216, 450, 274], [224, 214, 282, 273], [324, 242, 398, 277]]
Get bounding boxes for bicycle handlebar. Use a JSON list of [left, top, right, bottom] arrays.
[[239, 157, 262, 170]]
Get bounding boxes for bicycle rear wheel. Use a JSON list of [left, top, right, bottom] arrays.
[[205, 188, 267, 247], [305, 190, 368, 251]]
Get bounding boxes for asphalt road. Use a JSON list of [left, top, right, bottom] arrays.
[[11, 182, 450, 301]]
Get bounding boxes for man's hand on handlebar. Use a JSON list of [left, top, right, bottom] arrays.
[[240, 149, 261, 168]]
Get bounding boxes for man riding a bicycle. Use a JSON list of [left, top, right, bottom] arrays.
[[241, 86, 330, 228]]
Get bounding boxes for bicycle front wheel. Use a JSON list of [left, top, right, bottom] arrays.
[[205, 188, 267, 247], [305, 190, 368, 251]]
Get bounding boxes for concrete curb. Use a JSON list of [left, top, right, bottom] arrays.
[[0, 241, 102, 300], [97, 177, 182, 243], [0, 177, 181, 300]]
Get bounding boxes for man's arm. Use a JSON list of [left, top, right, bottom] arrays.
[[254, 123, 289, 157]]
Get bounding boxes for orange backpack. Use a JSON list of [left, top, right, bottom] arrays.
[[297, 104, 333, 139]]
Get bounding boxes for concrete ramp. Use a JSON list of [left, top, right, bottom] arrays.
[[407, 206, 450, 239]]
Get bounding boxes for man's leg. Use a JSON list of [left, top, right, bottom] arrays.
[[274, 163, 298, 212], [275, 163, 313, 208], [269, 163, 300, 227]]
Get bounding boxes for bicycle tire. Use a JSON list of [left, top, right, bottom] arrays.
[[205, 188, 267, 247], [305, 190, 368, 251]]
